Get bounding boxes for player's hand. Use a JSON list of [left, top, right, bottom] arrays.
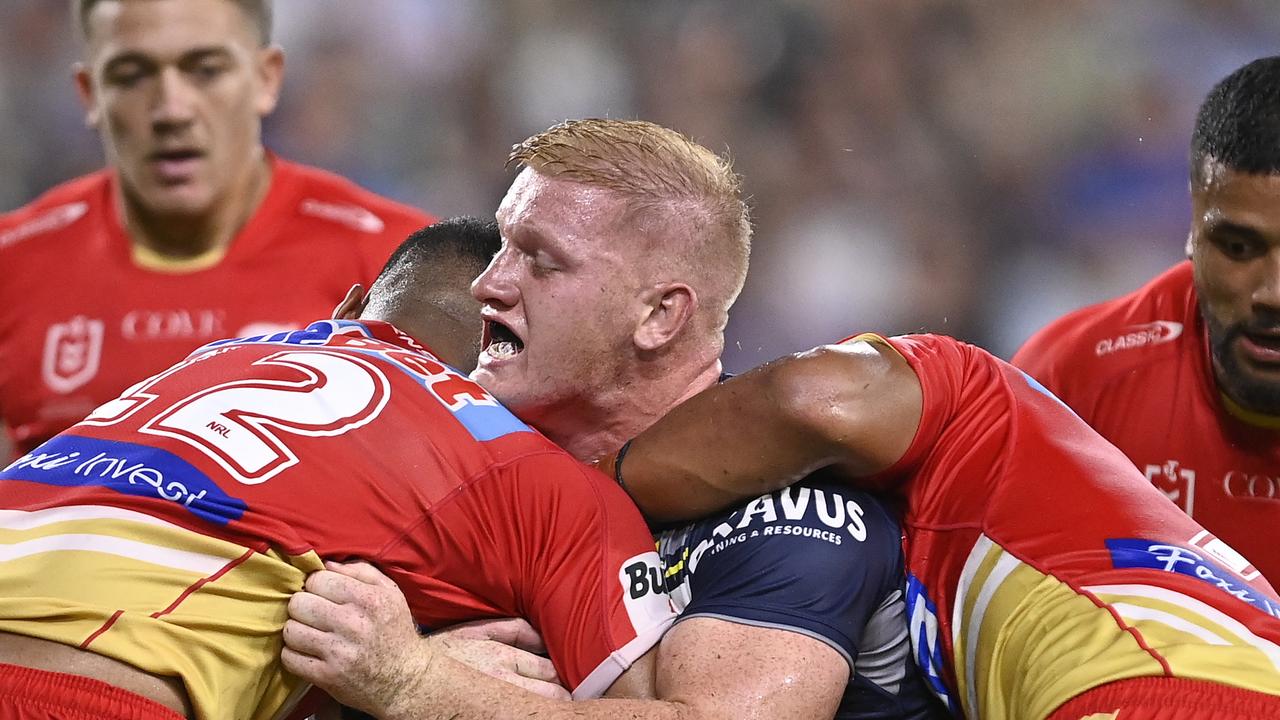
[[282, 561, 426, 717], [430, 619, 569, 700]]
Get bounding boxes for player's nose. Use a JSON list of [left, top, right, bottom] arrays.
[[150, 68, 197, 131], [471, 250, 519, 307]]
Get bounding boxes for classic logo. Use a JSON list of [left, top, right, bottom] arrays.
[[0, 201, 88, 249], [42, 316, 104, 394], [299, 198, 385, 233], [1095, 320, 1183, 356]]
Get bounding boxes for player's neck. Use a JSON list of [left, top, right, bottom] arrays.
[[119, 152, 273, 262], [539, 358, 723, 463]]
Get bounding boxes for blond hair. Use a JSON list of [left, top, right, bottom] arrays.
[[509, 119, 751, 331]]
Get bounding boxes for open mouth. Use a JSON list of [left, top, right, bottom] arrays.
[[483, 318, 525, 361]]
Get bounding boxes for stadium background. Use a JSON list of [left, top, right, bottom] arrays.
[[3, 0, 1277, 371]]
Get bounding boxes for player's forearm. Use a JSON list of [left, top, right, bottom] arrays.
[[384, 652, 688, 720], [607, 342, 919, 523], [604, 352, 845, 523]]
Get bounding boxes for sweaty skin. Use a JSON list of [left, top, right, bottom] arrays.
[[601, 340, 922, 523]]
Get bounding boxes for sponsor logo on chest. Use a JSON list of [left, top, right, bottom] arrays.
[[662, 485, 870, 586], [1143, 459, 1280, 507], [121, 309, 227, 341], [1095, 320, 1183, 356], [1223, 470, 1280, 501]]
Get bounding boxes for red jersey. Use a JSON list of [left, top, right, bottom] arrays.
[[0, 320, 674, 720], [849, 333, 1280, 720], [0, 157, 434, 458], [1012, 262, 1280, 587]]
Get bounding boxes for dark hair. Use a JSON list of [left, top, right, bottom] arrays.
[[74, 0, 273, 46], [376, 216, 501, 282], [1190, 56, 1280, 184]]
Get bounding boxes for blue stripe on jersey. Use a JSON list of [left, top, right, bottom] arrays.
[[1106, 538, 1280, 619], [1, 435, 247, 525], [1018, 370, 1077, 415], [197, 319, 369, 353], [906, 572, 960, 715], [351, 347, 533, 442]]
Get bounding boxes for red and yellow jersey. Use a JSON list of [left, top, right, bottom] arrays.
[[851, 333, 1280, 720], [0, 157, 434, 459], [0, 320, 674, 720], [1012, 262, 1280, 587]]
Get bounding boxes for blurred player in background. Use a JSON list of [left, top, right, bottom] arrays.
[[1014, 56, 1280, 584], [0, 0, 433, 461], [0, 217, 672, 720], [603, 331, 1280, 719], [283, 119, 944, 720]]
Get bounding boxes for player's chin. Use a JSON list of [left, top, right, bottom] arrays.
[[138, 186, 215, 216], [469, 361, 512, 395]]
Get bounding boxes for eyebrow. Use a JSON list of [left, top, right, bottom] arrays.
[[102, 46, 234, 72], [1202, 217, 1270, 243]]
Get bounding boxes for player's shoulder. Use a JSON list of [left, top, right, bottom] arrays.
[[1013, 262, 1195, 380], [274, 157, 434, 238], [0, 170, 108, 254]]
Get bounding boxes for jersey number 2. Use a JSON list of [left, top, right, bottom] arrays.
[[131, 350, 391, 485]]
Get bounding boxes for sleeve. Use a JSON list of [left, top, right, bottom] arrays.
[[1010, 320, 1069, 395], [474, 452, 676, 699], [849, 333, 969, 482], [674, 481, 905, 670]]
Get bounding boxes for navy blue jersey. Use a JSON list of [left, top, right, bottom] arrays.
[[657, 478, 946, 719]]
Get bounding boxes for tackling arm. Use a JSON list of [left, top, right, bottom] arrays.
[[602, 339, 923, 524], [283, 564, 847, 720]]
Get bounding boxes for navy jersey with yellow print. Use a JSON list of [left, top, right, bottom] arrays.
[[657, 478, 946, 719]]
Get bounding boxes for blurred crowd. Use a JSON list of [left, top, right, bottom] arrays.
[[3, 0, 1278, 368]]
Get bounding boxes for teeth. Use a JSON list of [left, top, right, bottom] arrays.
[[487, 341, 520, 359]]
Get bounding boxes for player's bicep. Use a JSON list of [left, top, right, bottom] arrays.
[[656, 618, 847, 720]]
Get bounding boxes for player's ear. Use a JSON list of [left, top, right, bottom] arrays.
[[333, 284, 368, 320], [633, 282, 696, 352], [73, 63, 100, 128], [1185, 231, 1194, 259], [254, 45, 285, 116]]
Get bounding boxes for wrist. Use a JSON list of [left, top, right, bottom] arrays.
[[381, 636, 444, 720]]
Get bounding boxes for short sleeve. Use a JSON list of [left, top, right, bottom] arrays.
[[478, 451, 675, 698], [853, 333, 969, 482], [670, 480, 904, 668]]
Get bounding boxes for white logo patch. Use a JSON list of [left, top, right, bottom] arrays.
[[0, 202, 89, 249], [299, 199, 385, 233], [42, 316, 104, 394], [1095, 320, 1183, 356], [618, 551, 674, 632]]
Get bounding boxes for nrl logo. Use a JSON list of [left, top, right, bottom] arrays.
[[42, 315, 104, 394]]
